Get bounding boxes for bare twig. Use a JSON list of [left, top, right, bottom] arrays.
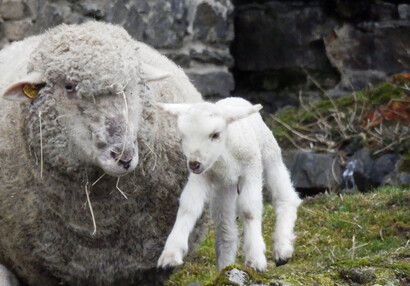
[[374, 135, 410, 155], [339, 219, 362, 229], [92, 173, 106, 186], [271, 115, 318, 143], [85, 181, 97, 235], [116, 177, 128, 199], [39, 111, 43, 179]]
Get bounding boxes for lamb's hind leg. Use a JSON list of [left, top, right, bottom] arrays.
[[0, 264, 19, 286], [211, 188, 239, 271], [263, 148, 302, 266]]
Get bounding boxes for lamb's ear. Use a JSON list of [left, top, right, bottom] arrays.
[[2, 72, 45, 101], [141, 63, 171, 82], [222, 104, 263, 123], [157, 103, 191, 116]]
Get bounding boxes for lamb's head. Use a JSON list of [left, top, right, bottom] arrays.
[[158, 101, 262, 174], [2, 22, 168, 177]]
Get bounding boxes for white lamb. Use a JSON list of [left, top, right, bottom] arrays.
[[157, 97, 302, 271]]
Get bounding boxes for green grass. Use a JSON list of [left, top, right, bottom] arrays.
[[167, 186, 409, 285]]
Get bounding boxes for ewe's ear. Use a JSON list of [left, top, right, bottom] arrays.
[[222, 104, 263, 123], [2, 72, 45, 101], [141, 63, 171, 82], [157, 103, 192, 116]]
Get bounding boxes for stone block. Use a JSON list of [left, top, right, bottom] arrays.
[[190, 49, 234, 67], [187, 70, 234, 99], [398, 4, 410, 20], [1, 1, 25, 21], [3, 19, 32, 41], [193, 2, 233, 46], [142, 0, 188, 49], [324, 22, 410, 90], [283, 151, 341, 191]]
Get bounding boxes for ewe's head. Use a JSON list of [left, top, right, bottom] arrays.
[[158, 102, 262, 174], [2, 22, 168, 177]]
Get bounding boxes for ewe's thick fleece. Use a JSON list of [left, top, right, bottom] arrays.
[[0, 22, 205, 286]]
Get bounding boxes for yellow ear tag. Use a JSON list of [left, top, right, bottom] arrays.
[[23, 84, 42, 99]]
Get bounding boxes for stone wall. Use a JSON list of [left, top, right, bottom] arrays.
[[233, 0, 410, 113], [0, 0, 235, 99], [1, 0, 409, 112]]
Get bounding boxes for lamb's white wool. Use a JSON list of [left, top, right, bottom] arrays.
[[158, 97, 302, 271]]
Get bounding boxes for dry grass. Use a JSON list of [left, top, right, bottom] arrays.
[[267, 82, 409, 160]]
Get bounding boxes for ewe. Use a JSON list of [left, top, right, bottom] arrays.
[[0, 22, 207, 286], [158, 97, 302, 272]]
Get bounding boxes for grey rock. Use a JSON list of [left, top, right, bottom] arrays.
[[324, 22, 410, 91], [193, 2, 234, 46], [142, 0, 188, 49], [31, 1, 69, 34], [227, 268, 249, 286], [343, 150, 400, 192], [383, 156, 410, 188], [188, 71, 234, 99], [373, 154, 400, 185], [332, 69, 388, 92], [25, 0, 39, 20], [190, 49, 234, 68], [77, 0, 106, 19], [398, 4, 410, 20], [165, 52, 191, 68], [1, 1, 25, 20], [3, 19, 32, 41], [283, 151, 341, 192], [339, 268, 376, 284], [343, 150, 374, 192]]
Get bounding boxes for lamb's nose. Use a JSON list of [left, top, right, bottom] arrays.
[[188, 161, 201, 171]]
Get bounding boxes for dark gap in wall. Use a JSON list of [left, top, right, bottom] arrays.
[[229, 0, 342, 114]]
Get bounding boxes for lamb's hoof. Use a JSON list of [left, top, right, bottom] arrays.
[[275, 258, 289, 267], [245, 256, 267, 272], [157, 250, 184, 269]]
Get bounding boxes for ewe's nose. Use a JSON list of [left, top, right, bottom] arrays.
[[188, 161, 201, 172], [110, 151, 133, 170]]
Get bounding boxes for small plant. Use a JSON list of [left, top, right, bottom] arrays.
[[267, 82, 409, 159]]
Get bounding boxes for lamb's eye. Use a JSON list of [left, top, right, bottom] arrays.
[[65, 84, 74, 92], [210, 132, 220, 140]]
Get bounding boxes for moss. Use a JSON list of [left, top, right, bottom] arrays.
[[398, 152, 410, 172], [167, 187, 410, 285]]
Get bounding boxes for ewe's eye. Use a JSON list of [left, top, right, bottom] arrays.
[[65, 84, 75, 92], [210, 132, 220, 141]]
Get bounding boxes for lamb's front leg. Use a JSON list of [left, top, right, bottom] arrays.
[[211, 187, 239, 271], [157, 174, 209, 268], [237, 172, 267, 272]]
